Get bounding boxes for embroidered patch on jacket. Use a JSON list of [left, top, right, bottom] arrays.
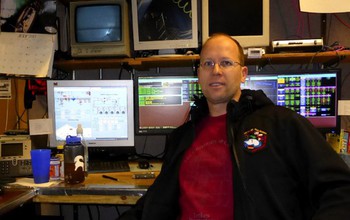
[[243, 128, 267, 153]]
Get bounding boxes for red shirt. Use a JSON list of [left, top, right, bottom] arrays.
[[179, 114, 234, 220]]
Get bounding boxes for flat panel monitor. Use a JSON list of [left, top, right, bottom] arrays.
[[69, 0, 131, 57], [134, 72, 202, 135], [131, 0, 198, 53], [47, 80, 135, 148], [242, 69, 340, 134], [202, 0, 270, 49]]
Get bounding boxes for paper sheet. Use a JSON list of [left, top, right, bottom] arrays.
[[29, 118, 53, 135], [9, 178, 60, 188], [300, 0, 350, 13], [338, 100, 350, 116], [0, 32, 56, 77]]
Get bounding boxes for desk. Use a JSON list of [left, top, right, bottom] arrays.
[[33, 171, 158, 205], [33, 161, 161, 205], [0, 161, 160, 218], [0, 187, 35, 215]]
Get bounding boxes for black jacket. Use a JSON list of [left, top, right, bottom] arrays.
[[119, 89, 350, 220]]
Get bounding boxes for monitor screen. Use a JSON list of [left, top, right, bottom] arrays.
[[202, 0, 270, 49], [75, 4, 121, 43], [69, 0, 130, 57], [242, 69, 340, 133], [131, 0, 198, 53], [47, 80, 135, 148], [134, 73, 203, 135]]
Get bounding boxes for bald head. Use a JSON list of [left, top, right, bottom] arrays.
[[201, 33, 245, 66]]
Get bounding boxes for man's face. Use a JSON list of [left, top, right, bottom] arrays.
[[198, 36, 248, 107]]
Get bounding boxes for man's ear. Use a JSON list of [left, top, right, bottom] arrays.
[[241, 66, 248, 83]]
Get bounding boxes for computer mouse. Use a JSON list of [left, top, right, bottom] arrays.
[[138, 160, 150, 169]]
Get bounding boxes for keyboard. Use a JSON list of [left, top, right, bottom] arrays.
[[88, 160, 130, 173]]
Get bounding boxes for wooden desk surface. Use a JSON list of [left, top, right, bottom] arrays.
[[33, 161, 161, 205], [0, 188, 35, 215]]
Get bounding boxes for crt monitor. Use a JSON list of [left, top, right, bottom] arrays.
[[46, 80, 135, 149], [134, 72, 203, 135], [202, 0, 270, 49], [131, 0, 198, 54], [69, 0, 131, 57], [241, 69, 340, 134]]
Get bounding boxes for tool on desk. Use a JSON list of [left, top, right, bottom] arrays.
[[102, 175, 119, 182], [132, 172, 156, 179]]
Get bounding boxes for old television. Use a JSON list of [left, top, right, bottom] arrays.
[[242, 69, 341, 134], [202, 0, 270, 49], [46, 80, 135, 149], [131, 0, 198, 54], [69, 0, 131, 57], [134, 72, 202, 135]]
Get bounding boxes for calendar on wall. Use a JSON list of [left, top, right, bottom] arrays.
[[0, 32, 56, 77]]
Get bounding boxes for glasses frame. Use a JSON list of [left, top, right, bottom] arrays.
[[199, 59, 243, 71]]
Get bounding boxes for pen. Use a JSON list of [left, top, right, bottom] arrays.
[[102, 175, 119, 182]]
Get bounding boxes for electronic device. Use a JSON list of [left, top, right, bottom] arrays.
[[0, 135, 32, 177], [46, 80, 135, 150], [138, 160, 150, 169], [271, 38, 324, 53], [134, 72, 203, 135], [202, 0, 270, 49], [69, 0, 131, 58], [131, 0, 198, 54], [242, 69, 341, 134]]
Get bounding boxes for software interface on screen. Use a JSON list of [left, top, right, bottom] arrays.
[[53, 86, 129, 141], [137, 76, 202, 134], [242, 72, 338, 128]]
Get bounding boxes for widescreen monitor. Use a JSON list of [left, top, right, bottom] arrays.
[[69, 0, 130, 57], [134, 72, 202, 135], [242, 69, 341, 134], [46, 80, 135, 148]]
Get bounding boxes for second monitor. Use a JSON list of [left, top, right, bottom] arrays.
[[134, 72, 202, 135]]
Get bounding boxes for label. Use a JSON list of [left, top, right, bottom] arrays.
[[56, 153, 64, 180], [50, 157, 60, 181]]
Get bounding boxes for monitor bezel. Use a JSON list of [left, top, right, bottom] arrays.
[[202, 0, 270, 49], [47, 80, 135, 148], [69, 0, 131, 58], [131, 0, 199, 52], [244, 68, 341, 134], [134, 71, 201, 135]]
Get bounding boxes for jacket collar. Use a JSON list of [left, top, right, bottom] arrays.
[[191, 89, 274, 124]]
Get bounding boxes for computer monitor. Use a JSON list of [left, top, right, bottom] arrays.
[[242, 69, 341, 134], [131, 0, 198, 54], [202, 0, 270, 49], [47, 80, 135, 149], [69, 0, 131, 57], [134, 72, 202, 135]]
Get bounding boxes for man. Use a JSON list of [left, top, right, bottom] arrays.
[[119, 33, 350, 219]]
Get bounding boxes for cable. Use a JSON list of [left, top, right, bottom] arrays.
[[333, 14, 350, 29], [4, 99, 9, 131], [87, 205, 93, 220]]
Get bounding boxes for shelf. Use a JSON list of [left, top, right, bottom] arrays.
[[53, 51, 350, 73]]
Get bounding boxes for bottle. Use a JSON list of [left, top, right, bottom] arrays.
[[64, 135, 85, 184], [56, 145, 64, 180]]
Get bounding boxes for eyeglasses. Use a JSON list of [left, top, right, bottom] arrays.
[[200, 59, 242, 70]]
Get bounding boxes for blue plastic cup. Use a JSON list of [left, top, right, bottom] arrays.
[[30, 149, 51, 184]]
